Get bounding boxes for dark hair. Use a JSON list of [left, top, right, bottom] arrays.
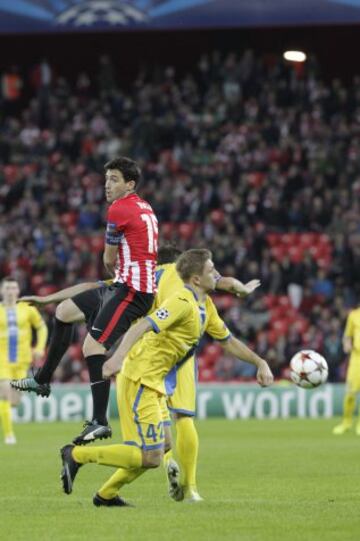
[[104, 157, 141, 185], [157, 244, 182, 265], [1, 276, 18, 285], [176, 249, 212, 282]]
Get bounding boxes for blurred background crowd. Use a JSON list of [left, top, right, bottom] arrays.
[[1, 50, 359, 384]]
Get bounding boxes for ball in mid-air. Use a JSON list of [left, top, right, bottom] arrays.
[[290, 350, 328, 389]]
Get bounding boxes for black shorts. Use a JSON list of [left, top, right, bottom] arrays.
[[72, 283, 154, 350]]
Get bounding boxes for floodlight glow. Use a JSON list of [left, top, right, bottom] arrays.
[[283, 50, 307, 62]]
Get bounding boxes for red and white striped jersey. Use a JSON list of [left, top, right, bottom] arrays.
[[105, 193, 158, 293]]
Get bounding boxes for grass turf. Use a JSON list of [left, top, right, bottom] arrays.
[[0, 418, 359, 541]]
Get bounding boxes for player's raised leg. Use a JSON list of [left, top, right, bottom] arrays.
[[60, 375, 165, 506], [11, 298, 82, 397]]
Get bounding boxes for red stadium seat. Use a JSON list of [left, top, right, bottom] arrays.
[[60, 212, 78, 228], [267, 233, 279, 247], [202, 343, 222, 366], [199, 367, 215, 382], [263, 294, 277, 308], [36, 285, 58, 296], [289, 245, 304, 263], [214, 294, 235, 311], [30, 274, 45, 289], [160, 222, 175, 240], [272, 319, 289, 336], [90, 235, 104, 253], [178, 222, 198, 240]]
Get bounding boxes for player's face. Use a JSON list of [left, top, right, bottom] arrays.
[[198, 259, 217, 292], [105, 169, 135, 202], [1, 281, 20, 304]]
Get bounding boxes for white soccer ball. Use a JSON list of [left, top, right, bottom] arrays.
[[289, 350, 328, 389]]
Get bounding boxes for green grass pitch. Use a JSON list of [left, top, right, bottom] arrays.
[[0, 418, 359, 541]]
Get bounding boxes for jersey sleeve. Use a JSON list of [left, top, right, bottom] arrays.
[[146, 294, 191, 334], [105, 202, 128, 245], [344, 312, 354, 338], [29, 307, 48, 354], [205, 298, 231, 341]]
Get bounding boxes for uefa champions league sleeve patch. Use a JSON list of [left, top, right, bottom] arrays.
[[155, 308, 169, 320]]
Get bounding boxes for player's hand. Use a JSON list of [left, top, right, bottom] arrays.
[[102, 358, 122, 379], [19, 295, 47, 306], [231, 279, 261, 297], [256, 360, 274, 387], [237, 279, 261, 297]]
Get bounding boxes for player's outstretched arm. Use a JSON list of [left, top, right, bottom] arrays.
[[216, 277, 261, 297], [221, 335, 274, 387], [19, 282, 101, 306], [102, 318, 153, 378]]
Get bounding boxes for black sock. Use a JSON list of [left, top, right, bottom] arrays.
[[86, 354, 109, 425], [35, 318, 74, 384]]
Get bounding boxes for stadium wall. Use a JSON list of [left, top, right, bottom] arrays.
[[12, 384, 346, 422]]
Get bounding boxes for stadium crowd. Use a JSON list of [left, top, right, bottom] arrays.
[[1, 51, 359, 383]]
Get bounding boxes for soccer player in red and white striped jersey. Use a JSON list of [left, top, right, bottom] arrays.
[[73, 157, 158, 443], [12, 157, 158, 445], [105, 189, 158, 294]]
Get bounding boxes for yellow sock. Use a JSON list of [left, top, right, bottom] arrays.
[[98, 467, 146, 499], [343, 393, 356, 425], [73, 444, 142, 469], [0, 400, 14, 438], [176, 417, 198, 492], [163, 448, 173, 468]]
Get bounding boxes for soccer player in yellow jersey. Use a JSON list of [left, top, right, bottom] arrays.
[[154, 246, 260, 501], [333, 304, 360, 435], [0, 277, 47, 444], [59, 249, 273, 507]]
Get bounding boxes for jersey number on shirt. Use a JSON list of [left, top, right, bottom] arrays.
[[145, 421, 164, 443], [141, 214, 158, 254]]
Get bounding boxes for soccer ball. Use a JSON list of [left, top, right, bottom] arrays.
[[289, 350, 328, 389]]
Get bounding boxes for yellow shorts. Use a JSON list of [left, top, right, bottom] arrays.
[[166, 356, 197, 417], [116, 373, 166, 450], [346, 355, 360, 392], [0, 363, 28, 381]]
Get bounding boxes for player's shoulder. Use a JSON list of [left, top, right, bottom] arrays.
[[129, 193, 153, 210], [163, 286, 193, 307], [156, 262, 177, 275], [17, 302, 36, 314], [351, 307, 360, 319]]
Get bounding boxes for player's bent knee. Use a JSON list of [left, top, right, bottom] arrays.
[[141, 449, 163, 469], [56, 300, 78, 323], [82, 333, 105, 357]]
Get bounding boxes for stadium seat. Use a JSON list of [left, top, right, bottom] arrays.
[[178, 222, 198, 240], [90, 235, 104, 253], [161, 222, 175, 240], [214, 294, 235, 311], [30, 274, 45, 289]]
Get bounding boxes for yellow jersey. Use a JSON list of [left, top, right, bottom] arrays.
[[0, 302, 47, 366], [154, 263, 183, 306], [344, 307, 360, 354], [121, 284, 231, 395]]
